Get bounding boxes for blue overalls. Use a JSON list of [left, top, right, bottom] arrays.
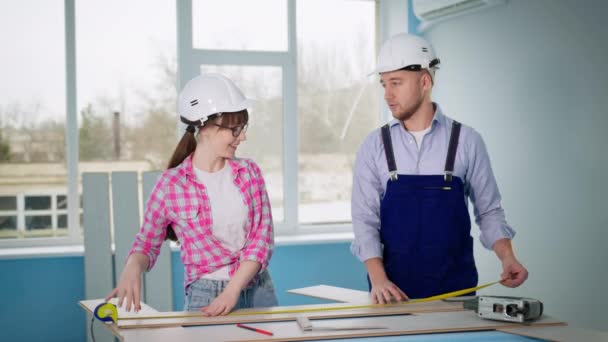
[[377, 121, 478, 299]]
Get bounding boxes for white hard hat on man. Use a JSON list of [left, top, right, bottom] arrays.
[[371, 33, 440, 81]]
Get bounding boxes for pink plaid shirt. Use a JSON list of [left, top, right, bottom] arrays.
[[129, 155, 274, 289]]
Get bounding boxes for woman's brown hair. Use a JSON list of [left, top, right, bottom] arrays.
[[164, 110, 249, 241]]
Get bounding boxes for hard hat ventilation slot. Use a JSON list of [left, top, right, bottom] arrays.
[[429, 58, 440, 68], [190, 99, 198, 106]]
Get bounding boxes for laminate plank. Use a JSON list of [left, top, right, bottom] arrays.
[[287, 285, 371, 303]]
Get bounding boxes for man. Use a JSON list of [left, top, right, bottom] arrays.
[[351, 33, 528, 304]]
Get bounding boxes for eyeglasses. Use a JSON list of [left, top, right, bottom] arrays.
[[209, 122, 248, 137]]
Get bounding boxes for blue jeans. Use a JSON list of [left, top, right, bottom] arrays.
[[184, 270, 278, 311]]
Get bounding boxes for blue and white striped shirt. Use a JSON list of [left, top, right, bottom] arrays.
[[350, 104, 515, 262]]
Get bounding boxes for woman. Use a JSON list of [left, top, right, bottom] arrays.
[[105, 73, 278, 316]]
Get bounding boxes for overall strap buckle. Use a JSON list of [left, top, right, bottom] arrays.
[[444, 171, 453, 182], [444, 121, 462, 183], [390, 171, 399, 181], [381, 124, 398, 182]]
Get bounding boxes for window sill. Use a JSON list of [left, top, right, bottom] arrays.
[[0, 231, 355, 260], [275, 231, 354, 246], [0, 245, 84, 260]]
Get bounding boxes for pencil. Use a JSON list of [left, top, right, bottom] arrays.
[[236, 323, 274, 336]]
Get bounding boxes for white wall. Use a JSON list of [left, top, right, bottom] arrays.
[[424, 0, 608, 331]]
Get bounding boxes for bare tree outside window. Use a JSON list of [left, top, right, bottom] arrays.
[[297, 0, 378, 224]]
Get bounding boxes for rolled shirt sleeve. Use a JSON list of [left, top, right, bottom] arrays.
[[350, 133, 384, 262], [128, 180, 169, 271], [238, 160, 274, 271], [465, 129, 516, 250]]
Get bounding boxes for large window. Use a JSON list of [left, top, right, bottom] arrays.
[[0, 0, 177, 246], [1, 0, 381, 247], [183, 0, 379, 232]]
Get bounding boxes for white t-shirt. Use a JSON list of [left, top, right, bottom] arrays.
[[194, 163, 248, 280], [409, 125, 432, 151]]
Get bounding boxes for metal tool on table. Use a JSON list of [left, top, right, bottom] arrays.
[[463, 296, 544, 323], [296, 315, 387, 332]]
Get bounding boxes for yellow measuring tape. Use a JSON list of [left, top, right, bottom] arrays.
[[102, 279, 502, 322], [230, 279, 500, 316]]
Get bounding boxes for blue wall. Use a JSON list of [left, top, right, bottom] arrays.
[[0, 256, 86, 342], [0, 242, 366, 342]]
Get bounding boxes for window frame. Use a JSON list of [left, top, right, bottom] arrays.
[[0, 190, 81, 244]]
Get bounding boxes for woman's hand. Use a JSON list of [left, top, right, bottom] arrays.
[[201, 287, 240, 316], [104, 253, 148, 312]]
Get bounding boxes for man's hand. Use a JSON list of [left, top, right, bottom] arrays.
[[493, 238, 528, 287], [500, 256, 528, 287], [365, 257, 409, 304], [370, 279, 409, 304], [201, 287, 240, 316]]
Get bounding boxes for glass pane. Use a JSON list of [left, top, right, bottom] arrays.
[[0, 216, 17, 239], [58, 214, 67, 229], [192, 0, 287, 51], [0, 0, 66, 162], [0, 0, 67, 240], [57, 195, 67, 209], [25, 215, 52, 237], [200, 65, 284, 222], [0, 196, 17, 211], [76, 0, 176, 169], [25, 215, 52, 230], [0, 216, 17, 229], [297, 0, 378, 224], [25, 195, 51, 210]]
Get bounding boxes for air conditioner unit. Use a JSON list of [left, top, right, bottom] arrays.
[[412, 0, 507, 32]]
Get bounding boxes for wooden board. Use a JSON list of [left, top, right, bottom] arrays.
[[111, 300, 464, 329], [287, 285, 371, 303], [112, 311, 565, 342], [80, 298, 462, 330], [498, 325, 608, 342]]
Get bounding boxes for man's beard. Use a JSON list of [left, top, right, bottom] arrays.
[[392, 95, 424, 122]]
